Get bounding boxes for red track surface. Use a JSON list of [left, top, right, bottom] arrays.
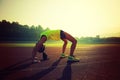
[[0, 44, 120, 80]]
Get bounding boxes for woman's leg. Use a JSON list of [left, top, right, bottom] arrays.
[[63, 32, 77, 56], [61, 39, 68, 53]]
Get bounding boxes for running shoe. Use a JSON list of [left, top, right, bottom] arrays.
[[60, 53, 68, 58], [68, 56, 79, 62]]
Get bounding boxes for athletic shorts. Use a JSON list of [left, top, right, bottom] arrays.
[[60, 30, 66, 39]]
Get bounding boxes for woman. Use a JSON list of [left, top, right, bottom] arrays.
[[32, 30, 79, 62]]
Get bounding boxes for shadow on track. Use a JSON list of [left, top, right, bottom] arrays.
[[19, 57, 62, 80], [0, 58, 34, 80], [57, 61, 77, 80]]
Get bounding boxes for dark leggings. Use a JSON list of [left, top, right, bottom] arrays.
[[60, 30, 66, 39]]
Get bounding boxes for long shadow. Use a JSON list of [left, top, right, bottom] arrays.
[[58, 61, 78, 80], [0, 58, 31, 71], [19, 57, 62, 80], [0, 58, 34, 80], [57, 61, 72, 80]]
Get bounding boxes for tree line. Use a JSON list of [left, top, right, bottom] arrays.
[[0, 20, 120, 43], [77, 36, 120, 44], [0, 20, 49, 42]]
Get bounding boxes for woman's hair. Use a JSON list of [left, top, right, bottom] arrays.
[[40, 35, 46, 39]]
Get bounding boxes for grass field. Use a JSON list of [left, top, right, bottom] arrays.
[[0, 42, 118, 47], [0, 43, 35, 47]]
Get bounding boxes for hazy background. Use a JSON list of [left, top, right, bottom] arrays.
[[0, 0, 120, 37]]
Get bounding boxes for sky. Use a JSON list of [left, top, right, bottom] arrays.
[[0, 0, 120, 37]]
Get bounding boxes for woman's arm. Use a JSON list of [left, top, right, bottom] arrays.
[[32, 36, 47, 60]]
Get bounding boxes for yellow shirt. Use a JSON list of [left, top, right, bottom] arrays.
[[41, 30, 61, 40]]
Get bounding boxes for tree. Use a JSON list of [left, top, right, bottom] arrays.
[[0, 20, 46, 42]]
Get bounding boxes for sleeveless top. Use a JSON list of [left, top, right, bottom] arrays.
[[40, 30, 61, 40]]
